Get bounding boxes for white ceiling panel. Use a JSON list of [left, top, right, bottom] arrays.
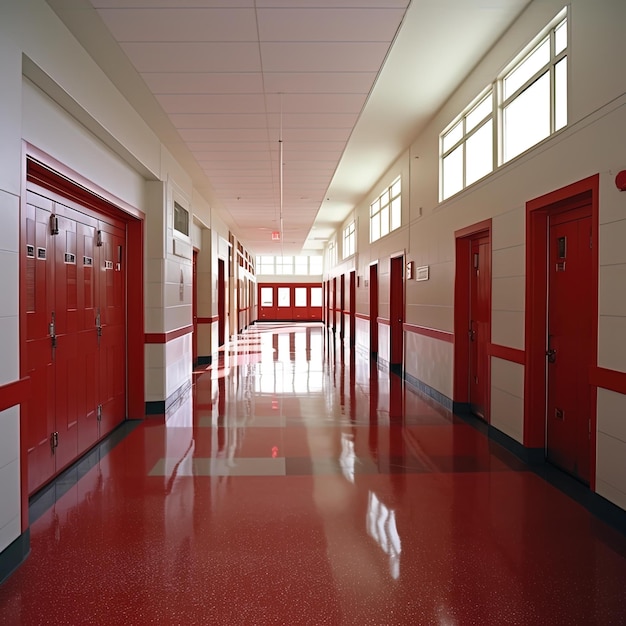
[[156, 94, 266, 114], [171, 114, 268, 129], [263, 72, 376, 95], [259, 42, 391, 73], [256, 8, 406, 42], [93, 0, 255, 7], [120, 42, 261, 72], [97, 8, 258, 42], [143, 73, 264, 95], [49, 0, 530, 254], [264, 93, 367, 114]]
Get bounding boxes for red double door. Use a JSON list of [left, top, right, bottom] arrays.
[[24, 188, 127, 494]]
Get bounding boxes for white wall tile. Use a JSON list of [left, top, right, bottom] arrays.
[[0, 316, 19, 386], [0, 190, 19, 253], [599, 219, 626, 265], [0, 251, 18, 318], [492, 209, 525, 250], [491, 357, 524, 398], [491, 387, 524, 443], [0, 515, 20, 555], [596, 431, 626, 501], [597, 388, 626, 443], [491, 245, 525, 279], [491, 310, 524, 350], [492, 276, 525, 312], [0, 458, 20, 536], [0, 406, 19, 471], [598, 315, 626, 372], [596, 478, 626, 511], [599, 264, 626, 317]]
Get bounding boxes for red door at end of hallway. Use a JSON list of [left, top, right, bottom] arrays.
[[547, 207, 593, 484]]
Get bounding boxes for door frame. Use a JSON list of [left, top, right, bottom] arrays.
[[453, 219, 492, 419], [389, 254, 405, 369], [369, 262, 379, 355], [525, 174, 599, 488], [20, 145, 145, 510]]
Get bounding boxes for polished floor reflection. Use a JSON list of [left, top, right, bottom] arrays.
[[2, 322, 626, 625]]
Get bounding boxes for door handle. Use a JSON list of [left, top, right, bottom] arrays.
[[49, 312, 56, 349], [546, 335, 557, 363]]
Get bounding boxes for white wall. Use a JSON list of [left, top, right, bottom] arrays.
[[326, 0, 626, 509]]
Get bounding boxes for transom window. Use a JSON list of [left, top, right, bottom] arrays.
[[343, 221, 356, 259], [441, 91, 494, 200], [370, 177, 401, 243], [440, 8, 567, 200], [255, 255, 323, 276]]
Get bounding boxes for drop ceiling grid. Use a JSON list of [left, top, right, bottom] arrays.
[[91, 1, 410, 251]]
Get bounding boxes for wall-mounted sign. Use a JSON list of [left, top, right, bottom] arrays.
[[416, 265, 429, 281]]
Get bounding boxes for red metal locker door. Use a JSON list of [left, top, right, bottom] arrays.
[[97, 221, 127, 437], [547, 208, 592, 483], [469, 236, 490, 420], [75, 217, 100, 454], [24, 197, 55, 493], [51, 208, 80, 471]]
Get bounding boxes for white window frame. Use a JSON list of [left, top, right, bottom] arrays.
[[499, 10, 568, 164], [370, 177, 401, 243], [439, 8, 568, 201], [343, 221, 356, 259], [440, 90, 494, 201]]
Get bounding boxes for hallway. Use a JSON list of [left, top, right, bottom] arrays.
[[1, 323, 625, 625]]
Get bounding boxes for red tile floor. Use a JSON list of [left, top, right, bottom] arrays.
[[1, 322, 626, 625]]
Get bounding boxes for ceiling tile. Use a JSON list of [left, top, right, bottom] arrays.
[[142, 73, 264, 95], [257, 8, 406, 42], [120, 42, 261, 72], [97, 8, 258, 41]]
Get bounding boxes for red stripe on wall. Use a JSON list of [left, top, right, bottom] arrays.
[[355, 313, 369, 321], [377, 317, 390, 326], [145, 324, 194, 344], [590, 367, 626, 395], [489, 343, 525, 365], [403, 323, 454, 343], [0, 378, 30, 413], [197, 316, 218, 324]]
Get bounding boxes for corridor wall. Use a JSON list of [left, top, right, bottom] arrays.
[[325, 0, 626, 512]]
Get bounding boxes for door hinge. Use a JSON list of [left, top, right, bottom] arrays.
[[97, 404, 102, 422], [50, 431, 59, 453]]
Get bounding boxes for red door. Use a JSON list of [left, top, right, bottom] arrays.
[[218, 258, 225, 346], [339, 274, 345, 339], [192, 251, 198, 365], [97, 220, 127, 437], [469, 235, 490, 420], [349, 271, 356, 346], [547, 207, 592, 483], [389, 256, 404, 367], [24, 195, 56, 493], [370, 264, 378, 355]]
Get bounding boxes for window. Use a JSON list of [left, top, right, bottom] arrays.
[[441, 91, 494, 200], [370, 178, 401, 243], [439, 9, 567, 200], [343, 221, 356, 259], [278, 287, 290, 307], [261, 287, 273, 306], [173, 202, 189, 236], [310, 287, 322, 307], [255, 255, 323, 275], [502, 13, 568, 162], [295, 287, 307, 307]]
